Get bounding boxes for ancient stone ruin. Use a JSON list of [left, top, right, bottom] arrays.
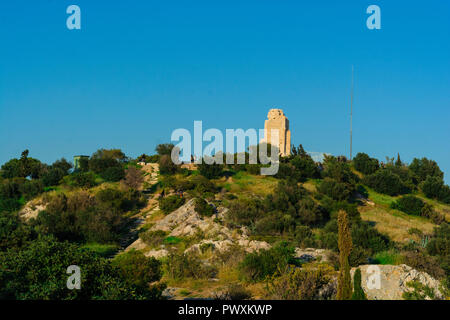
[[261, 108, 291, 156]]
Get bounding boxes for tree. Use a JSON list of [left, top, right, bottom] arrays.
[[337, 209, 352, 300], [395, 153, 402, 167], [409, 157, 443, 183], [353, 152, 379, 175], [198, 160, 223, 179], [158, 154, 178, 175], [155, 143, 174, 156], [0, 237, 164, 299], [121, 166, 144, 190], [351, 268, 367, 300]]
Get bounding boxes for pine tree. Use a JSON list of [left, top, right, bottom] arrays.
[[351, 268, 367, 300], [395, 153, 402, 167], [337, 209, 353, 300], [298, 144, 308, 158]]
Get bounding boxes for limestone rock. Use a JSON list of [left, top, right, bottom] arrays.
[[351, 264, 444, 300]]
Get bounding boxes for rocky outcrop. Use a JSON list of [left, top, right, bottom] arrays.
[[149, 199, 270, 254], [351, 264, 444, 300], [294, 248, 331, 263], [19, 200, 46, 221]]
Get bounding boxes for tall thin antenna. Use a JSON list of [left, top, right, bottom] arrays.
[[350, 65, 354, 161]]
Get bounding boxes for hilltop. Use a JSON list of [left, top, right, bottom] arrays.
[[0, 146, 449, 300]]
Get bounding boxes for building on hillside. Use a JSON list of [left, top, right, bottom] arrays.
[[261, 109, 291, 157], [73, 155, 89, 171]]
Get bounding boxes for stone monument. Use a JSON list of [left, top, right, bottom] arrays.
[[261, 109, 291, 157]]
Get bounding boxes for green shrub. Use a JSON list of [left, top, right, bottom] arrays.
[[409, 157, 443, 183], [351, 268, 367, 300], [165, 251, 216, 280], [266, 263, 335, 300], [318, 178, 354, 201], [363, 169, 409, 196], [391, 195, 424, 216], [140, 230, 168, 247], [112, 249, 163, 288], [198, 161, 223, 179], [373, 250, 403, 265], [194, 198, 215, 217], [64, 172, 97, 188], [238, 242, 297, 282], [159, 195, 185, 214], [100, 166, 125, 182], [402, 281, 436, 300], [353, 153, 379, 175]]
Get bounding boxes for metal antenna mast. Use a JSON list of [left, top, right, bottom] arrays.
[[350, 65, 354, 161]]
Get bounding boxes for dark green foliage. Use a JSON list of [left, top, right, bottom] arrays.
[[227, 198, 264, 227], [0, 211, 35, 251], [318, 178, 354, 201], [290, 153, 320, 181], [137, 154, 159, 163], [100, 166, 125, 182], [421, 176, 450, 204], [35, 188, 143, 244], [363, 169, 410, 196], [337, 210, 352, 300], [351, 222, 390, 254], [159, 195, 185, 214], [198, 161, 223, 179], [238, 242, 297, 282], [158, 155, 178, 175], [112, 249, 163, 289], [155, 143, 175, 156], [0, 237, 163, 299], [322, 156, 358, 185], [351, 268, 367, 300], [165, 251, 216, 280], [194, 198, 215, 217], [391, 195, 424, 216], [42, 167, 66, 186], [295, 225, 316, 248], [353, 153, 379, 175], [64, 172, 97, 188], [409, 157, 443, 183]]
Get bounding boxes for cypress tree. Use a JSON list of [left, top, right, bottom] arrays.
[[351, 268, 367, 300], [337, 209, 353, 300]]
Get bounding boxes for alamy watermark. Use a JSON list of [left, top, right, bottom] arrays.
[[170, 121, 280, 175]]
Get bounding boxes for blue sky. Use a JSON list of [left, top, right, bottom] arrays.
[[0, 1, 449, 182]]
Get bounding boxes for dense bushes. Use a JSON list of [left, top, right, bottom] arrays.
[[318, 178, 354, 201], [353, 153, 379, 175], [267, 263, 335, 300], [421, 176, 450, 204], [409, 157, 443, 183], [198, 161, 223, 179], [159, 195, 185, 214], [165, 251, 216, 280], [363, 169, 409, 196], [391, 196, 445, 224], [238, 242, 297, 282], [35, 188, 144, 244], [194, 198, 215, 217], [391, 195, 425, 216], [112, 249, 163, 289], [0, 237, 164, 299]]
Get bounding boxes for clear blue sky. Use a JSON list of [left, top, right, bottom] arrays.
[[1, 1, 449, 182]]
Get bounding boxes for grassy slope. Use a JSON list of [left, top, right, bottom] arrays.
[[358, 188, 449, 243]]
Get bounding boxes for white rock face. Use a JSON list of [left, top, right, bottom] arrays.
[[351, 264, 444, 300], [150, 199, 270, 254], [19, 200, 46, 221]]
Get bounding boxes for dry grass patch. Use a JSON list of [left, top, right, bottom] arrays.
[[359, 205, 435, 243]]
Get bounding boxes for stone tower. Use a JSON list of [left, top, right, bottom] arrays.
[[262, 109, 291, 157]]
